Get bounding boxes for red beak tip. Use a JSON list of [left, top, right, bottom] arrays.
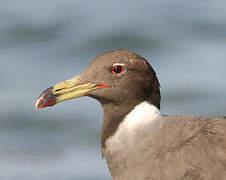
[[35, 86, 56, 110], [35, 98, 43, 110]]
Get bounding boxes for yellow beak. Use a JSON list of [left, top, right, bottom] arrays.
[[35, 75, 109, 110]]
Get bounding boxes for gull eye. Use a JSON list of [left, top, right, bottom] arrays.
[[112, 63, 126, 75]]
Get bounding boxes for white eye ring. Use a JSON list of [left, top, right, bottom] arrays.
[[112, 63, 127, 75]]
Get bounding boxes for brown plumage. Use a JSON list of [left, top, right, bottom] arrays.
[[36, 49, 226, 180], [105, 115, 226, 180]]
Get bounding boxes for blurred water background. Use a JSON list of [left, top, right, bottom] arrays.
[[0, 0, 226, 179]]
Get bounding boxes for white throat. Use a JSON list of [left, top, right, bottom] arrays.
[[104, 101, 161, 155], [123, 101, 161, 130]]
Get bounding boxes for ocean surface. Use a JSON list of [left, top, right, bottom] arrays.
[[0, 0, 226, 179]]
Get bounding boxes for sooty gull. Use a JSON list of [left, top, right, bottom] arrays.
[[35, 49, 226, 180]]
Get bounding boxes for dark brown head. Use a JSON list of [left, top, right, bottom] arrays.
[[35, 49, 161, 110]]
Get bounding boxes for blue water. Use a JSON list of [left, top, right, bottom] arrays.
[[0, 0, 226, 179]]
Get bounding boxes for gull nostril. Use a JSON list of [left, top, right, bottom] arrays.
[[55, 88, 63, 92]]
